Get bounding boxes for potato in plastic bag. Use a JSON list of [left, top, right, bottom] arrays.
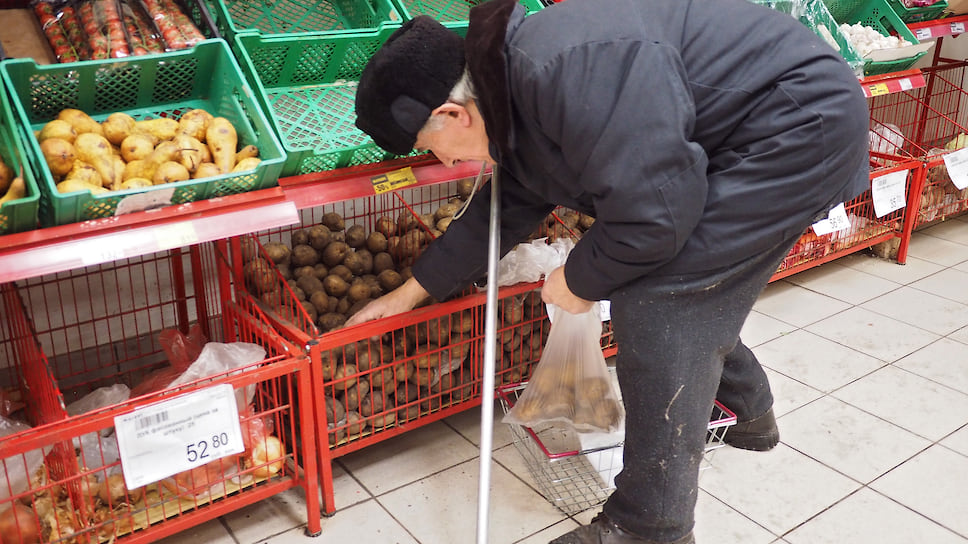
[[502, 306, 623, 433]]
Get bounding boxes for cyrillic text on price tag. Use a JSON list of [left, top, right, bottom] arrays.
[[872, 170, 908, 217], [812, 203, 850, 235], [371, 166, 418, 194], [943, 147, 968, 190], [915, 27, 932, 41], [114, 384, 244, 490]]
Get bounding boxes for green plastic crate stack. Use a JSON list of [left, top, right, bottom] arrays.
[[392, 0, 545, 33], [234, 28, 410, 175], [0, 39, 286, 226], [748, 0, 867, 76], [824, 0, 930, 75], [0, 86, 40, 235], [209, 0, 402, 42]]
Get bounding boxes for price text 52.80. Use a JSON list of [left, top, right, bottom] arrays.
[[186, 432, 231, 463]]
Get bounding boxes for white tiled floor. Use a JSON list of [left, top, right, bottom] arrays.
[[161, 216, 968, 544]]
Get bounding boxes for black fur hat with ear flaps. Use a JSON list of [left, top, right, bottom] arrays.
[[355, 16, 466, 156]]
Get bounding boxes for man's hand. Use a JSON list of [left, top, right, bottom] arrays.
[[541, 266, 594, 314], [344, 276, 432, 327]]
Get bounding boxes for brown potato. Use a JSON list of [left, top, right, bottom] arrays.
[[322, 241, 350, 267], [345, 224, 366, 248], [296, 274, 325, 297], [307, 225, 332, 251], [377, 269, 403, 292], [374, 215, 395, 237], [263, 241, 291, 265], [366, 231, 388, 253], [372, 252, 395, 275], [342, 252, 366, 276], [321, 211, 345, 232], [329, 264, 353, 282], [244, 258, 277, 295], [318, 312, 347, 333], [290, 244, 319, 267], [323, 274, 349, 297]]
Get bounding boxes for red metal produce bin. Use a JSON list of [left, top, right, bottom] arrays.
[[0, 243, 320, 542], [867, 60, 968, 233], [220, 176, 596, 515]]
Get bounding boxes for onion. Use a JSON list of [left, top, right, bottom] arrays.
[[0, 504, 40, 544], [248, 436, 285, 478], [97, 474, 144, 505]]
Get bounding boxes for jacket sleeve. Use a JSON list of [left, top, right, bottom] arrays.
[[412, 168, 555, 301], [512, 40, 709, 301]]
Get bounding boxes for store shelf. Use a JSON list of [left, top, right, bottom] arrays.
[[0, 187, 299, 283], [908, 13, 968, 40], [279, 155, 489, 210], [860, 69, 927, 97]]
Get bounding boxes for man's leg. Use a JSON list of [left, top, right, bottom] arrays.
[[717, 340, 780, 451], [551, 236, 797, 544]]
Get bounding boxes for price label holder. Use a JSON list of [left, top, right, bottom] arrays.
[[371, 167, 418, 194], [951, 21, 966, 35], [115, 384, 244, 490], [872, 169, 908, 217], [943, 148, 968, 190], [915, 27, 933, 41], [812, 202, 850, 236]]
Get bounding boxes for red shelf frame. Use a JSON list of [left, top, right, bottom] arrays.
[[860, 69, 927, 98]]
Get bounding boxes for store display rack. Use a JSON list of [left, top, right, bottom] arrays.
[[1, 0, 966, 540]]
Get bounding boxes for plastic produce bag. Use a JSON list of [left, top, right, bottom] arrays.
[[0, 416, 47, 508], [496, 237, 575, 287], [503, 306, 624, 433]]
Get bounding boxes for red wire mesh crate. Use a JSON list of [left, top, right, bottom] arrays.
[[0, 243, 321, 542], [221, 176, 597, 513], [868, 60, 968, 230], [771, 155, 921, 280], [496, 379, 736, 515]]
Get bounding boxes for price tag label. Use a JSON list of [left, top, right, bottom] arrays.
[[371, 167, 418, 194], [867, 83, 891, 97], [951, 21, 966, 34], [114, 384, 244, 490], [915, 27, 933, 41], [943, 147, 968, 190], [812, 203, 850, 235], [872, 170, 908, 217], [898, 78, 914, 91], [154, 222, 199, 250]]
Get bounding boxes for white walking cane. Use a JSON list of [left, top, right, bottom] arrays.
[[476, 162, 501, 544]]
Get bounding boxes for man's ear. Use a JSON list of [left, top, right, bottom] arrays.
[[432, 102, 471, 126]]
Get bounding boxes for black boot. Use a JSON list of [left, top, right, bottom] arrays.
[[549, 513, 695, 544], [723, 407, 779, 451]]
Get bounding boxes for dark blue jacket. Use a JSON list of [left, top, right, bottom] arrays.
[[414, 0, 870, 301]]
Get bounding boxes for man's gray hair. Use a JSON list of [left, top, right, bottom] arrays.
[[421, 68, 477, 133]]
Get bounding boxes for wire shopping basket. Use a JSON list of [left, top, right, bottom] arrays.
[[496, 380, 737, 515]]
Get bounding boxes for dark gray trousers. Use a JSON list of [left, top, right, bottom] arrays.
[[602, 234, 799, 542]]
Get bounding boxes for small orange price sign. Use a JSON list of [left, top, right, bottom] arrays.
[[371, 166, 418, 194], [867, 83, 891, 97]]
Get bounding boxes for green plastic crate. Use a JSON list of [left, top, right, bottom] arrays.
[[234, 28, 411, 176], [0, 39, 286, 226], [748, 0, 866, 76], [209, 0, 401, 42], [847, 0, 929, 75], [392, 0, 545, 30], [824, 0, 865, 21], [0, 86, 40, 234], [887, 0, 948, 22]]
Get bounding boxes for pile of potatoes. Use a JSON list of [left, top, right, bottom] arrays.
[[35, 108, 260, 195], [321, 311, 478, 445], [494, 291, 551, 386], [0, 155, 26, 207]]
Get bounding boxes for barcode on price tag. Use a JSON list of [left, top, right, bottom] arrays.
[[872, 170, 908, 217], [812, 203, 850, 235], [114, 384, 244, 490], [943, 147, 968, 190]]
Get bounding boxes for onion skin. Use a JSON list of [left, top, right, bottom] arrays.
[[0, 504, 41, 544], [248, 436, 285, 478]]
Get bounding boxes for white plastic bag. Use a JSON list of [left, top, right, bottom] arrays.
[[503, 306, 624, 433], [167, 342, 267, 408], [496, 237, 575, 287], [0, 416, 47, 508]]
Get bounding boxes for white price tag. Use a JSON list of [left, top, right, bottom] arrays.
[[154, 222, 199, 250], [114, 384, 244, 490], [898, 78, 914, 91], [943, 147, 968, 190], [951, 21, 966, 34], [812, 203, 850, 235], [915, 27, 933, 41], [872, 170, 908, 217]]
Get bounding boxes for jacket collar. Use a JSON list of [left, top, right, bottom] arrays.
[[466, 0, 524, 158]]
